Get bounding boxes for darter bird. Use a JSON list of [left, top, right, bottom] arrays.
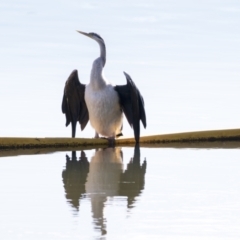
[[62, 31, 146, 143]]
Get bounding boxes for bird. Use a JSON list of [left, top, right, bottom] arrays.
[[62, 31, 146, 143]]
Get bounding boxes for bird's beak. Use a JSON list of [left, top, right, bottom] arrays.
[[76, 30, 91, 38]]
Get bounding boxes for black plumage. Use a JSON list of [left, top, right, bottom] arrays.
[[62, 70, 146, 142], [114, 72, 146, 143], [62, 70, 89, 137]]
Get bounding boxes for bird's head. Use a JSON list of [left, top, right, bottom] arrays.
[[77, 30, 106, 66], [77, 30, 104, 45]]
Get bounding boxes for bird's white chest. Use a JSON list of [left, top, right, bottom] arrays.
[[84, 84, 122, 137]]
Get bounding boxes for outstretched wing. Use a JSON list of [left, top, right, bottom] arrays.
[[114, 72, 146, 143], [62, 70, 89, 137]]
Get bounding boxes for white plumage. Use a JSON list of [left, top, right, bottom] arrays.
[[85, 54, 123, 138], [85, 67, 122, 137]]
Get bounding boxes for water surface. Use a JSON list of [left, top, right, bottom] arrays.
[[0, 145, 240, 239]]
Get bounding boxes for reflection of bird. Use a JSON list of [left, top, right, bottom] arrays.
[[62, 151, 89, 210], [62, 31, 146, 142], [86, 148, 123, 236], [119, 145, 147, 208], [86, 148, 123, 196], [62, 147, 147, 237]]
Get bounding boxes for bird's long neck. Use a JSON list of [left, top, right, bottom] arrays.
[[99, 41, 106, 67], [90, 41, 107, 89]]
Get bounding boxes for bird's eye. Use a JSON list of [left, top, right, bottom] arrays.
[[91, 32, 103, 41]]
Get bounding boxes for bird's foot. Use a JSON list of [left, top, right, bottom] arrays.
[[97, 136, 116, 147], [116, 132, 123, 138], [93, 132, 115, 147], [107, 137, 116, 147]]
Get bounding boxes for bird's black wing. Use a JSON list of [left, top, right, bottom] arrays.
[[114, 72, 146, 143], [62, 70, 89, 137]]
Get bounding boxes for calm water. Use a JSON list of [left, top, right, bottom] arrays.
[[1, 0, 240, 239], [0, 145, 240, 239]]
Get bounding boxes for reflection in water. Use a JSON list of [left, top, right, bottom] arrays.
[[62, 151, 89, 210], [62, 146, 146, 236], [119, 146, 147, 208], [86, 148, 123, 236]]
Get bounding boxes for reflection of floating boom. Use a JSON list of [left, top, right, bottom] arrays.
[[1, 128, 240, 149]]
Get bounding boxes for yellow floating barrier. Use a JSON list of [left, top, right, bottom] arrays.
[[117, 128, 240, 145], [0, 128, 240, 150], [0, 137, 108, 150]]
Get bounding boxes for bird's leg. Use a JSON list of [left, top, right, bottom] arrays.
[[107, 132, 118, 147], [107, 136, 116, 148], [94, 132, 115, 147], [94, 132, 100, 138]]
